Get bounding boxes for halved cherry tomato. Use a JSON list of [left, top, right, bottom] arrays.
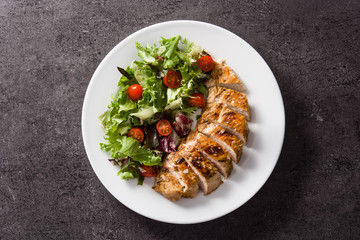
[[127, 127, 145, 142], [188, 93, 206, 108], [198, 55, 215, 72], [127, 84, 143, 101], [163, 70, 182, 88], [156, 119, 172, 136], [140, 164, 159, 177]]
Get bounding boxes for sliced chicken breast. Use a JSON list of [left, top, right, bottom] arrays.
[[181, 130, 233, 178], [179, 148, 222, 195], [153, 168, 184, 202], [216, 106, 249, 145], [201, 103, 249, 145], [207, 86, 250, 121], [163, 152, 199, 198], [205, 59, 246, 92], [197, 121, 243, 163]]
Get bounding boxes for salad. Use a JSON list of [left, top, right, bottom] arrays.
[[99, 35, 215, 184]]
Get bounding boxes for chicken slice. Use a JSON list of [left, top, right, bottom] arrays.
[[153, 168, 184, 202], [179, 148, 222, 195], [201, 103, 249, 145], [163, 152, 199, 198], [205, 59, 246, 92], [180, 130, 233, 178], [197, 121, 243, 163], [207, 86, 250, 121]]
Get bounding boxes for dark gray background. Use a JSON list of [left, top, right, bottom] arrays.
[[1, 0, 359, 239]]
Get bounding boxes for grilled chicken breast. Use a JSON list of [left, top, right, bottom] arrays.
[[197, 121, 243, 163], [153, 168, 184, 202], [201, 103, 249, 145], [179, 148, 222, 195], [181, 130, 233, 178], [207, 86, 250, 121], [163, 152, 199, 198], [205, 60, 246, 92]]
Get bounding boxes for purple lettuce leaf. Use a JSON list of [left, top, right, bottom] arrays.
[[156, 134, 176, 153], [172, 112, 193, 138]]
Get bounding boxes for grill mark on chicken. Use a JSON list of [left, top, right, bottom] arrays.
[[190, 158, 215, 178], [175, 158, 185, 165], [203, 145, 223, 155]]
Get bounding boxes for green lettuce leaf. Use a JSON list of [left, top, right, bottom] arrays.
[[100, 136, 162, 166], [165, 98, 182, 111], [117, 160, 144, 185], [135, 42, 157, 64], [118, 160, 141, 179], [130, 106, 157, 120], [161, 35, 181, 59]]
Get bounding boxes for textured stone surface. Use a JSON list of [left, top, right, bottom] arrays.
[[1, 0, 359, 239]]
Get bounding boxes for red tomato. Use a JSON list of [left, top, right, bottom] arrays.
[[198, 55, 215, 72], [188, 93, 206, 108], [163, 70, 182, 88], [156, 119, 172, 136], [127, 84, 143, 101], [127, 127, 145, 143], [140, 164, 159, 177]]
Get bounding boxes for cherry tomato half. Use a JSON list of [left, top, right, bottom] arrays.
[[198, 55, 215, 72], [140, 164, 159, 177], [156, 119, 172, 136], [163, 70, 182, 88], [127, 127, 145, 142], [188, 93, 206, 108], [127, 84, 143, 101]]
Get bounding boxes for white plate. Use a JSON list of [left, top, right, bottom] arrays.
[[82, 20, 285, 224]]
